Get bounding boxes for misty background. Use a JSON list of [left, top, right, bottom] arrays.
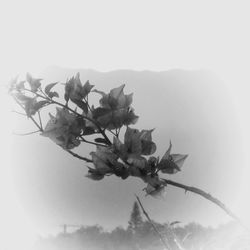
[[1, 1, 250, 249], [9, 67, 250, 236]]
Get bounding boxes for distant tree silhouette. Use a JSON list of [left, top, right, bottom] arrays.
[[128, 201, 143, 234]]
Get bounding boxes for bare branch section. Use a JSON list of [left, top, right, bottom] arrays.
[[162, 178, 247, 230], [135, 195, 170, 250], [66, 150, 93, 163]]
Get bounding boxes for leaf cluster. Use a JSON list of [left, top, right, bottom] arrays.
[[9, 72, 188, 197]]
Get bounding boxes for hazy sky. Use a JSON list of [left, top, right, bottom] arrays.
[[9, 68, 250, 231], [1, 1, 250, 249]]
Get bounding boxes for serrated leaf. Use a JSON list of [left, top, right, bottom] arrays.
[[45, 82, 58, 95], [123, 108, 139, 126]]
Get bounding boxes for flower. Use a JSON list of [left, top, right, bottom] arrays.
[[41, 108, 82, 149], [92, 85, 138, 129], [158, 141, 188, 174]]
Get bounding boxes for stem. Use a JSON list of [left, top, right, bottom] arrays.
[[13, 130, 41, 136], [66, 150, 93, 163], [11, 110, 26, 116], [38, 111, 43, 130], [162, 178, 246, 229], [135, 195, 170, 250]]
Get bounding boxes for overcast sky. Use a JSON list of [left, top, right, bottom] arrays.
[[1, 1, 250, 249]]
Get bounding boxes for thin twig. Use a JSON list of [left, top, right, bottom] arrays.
[[38, 111, 43, 130], [135, 195, 170, 250], [66, 150, 93, 163], [13, 130, 41, 136], [12, 110, 26, 116]]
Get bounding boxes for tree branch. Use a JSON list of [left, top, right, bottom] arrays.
[[162, 178, 247, 229], [135, 195, 170, 250]]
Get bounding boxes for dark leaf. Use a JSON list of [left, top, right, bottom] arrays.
[[45, 82, 58, 95], [48, 91, 59, 99], [64, 92, 69, 102], [82, 127, 96, 135], [24, 98, 37, 116], [94, 138, 109, 145], [170, 221, 181, 226], [158, 142, 188, 174], [140, 129, 156, 155], [82, 80, 94, 97], [92, 107, 111, 119], [124, 127, 142, 156], [90, 146, 118, 174], [113, 162, 129, 179], [72, 99, 88, 114], [86, 168, 105, 181]]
